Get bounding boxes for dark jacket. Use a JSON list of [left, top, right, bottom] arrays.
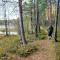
[[48, 25, 53, 36]]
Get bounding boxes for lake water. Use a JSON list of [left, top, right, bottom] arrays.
[[0, 25, 17, 35], [0, 25, 15, 29], [0, 32, 18, 35]]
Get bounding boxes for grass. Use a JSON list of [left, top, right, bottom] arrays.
[[55, 28, 60, 60], [25, 29, 47, 41], [0, 29, 17, 32], [0, 36, 40, 60], [0, 36, 18, 60], [0, 29, 47, 60]]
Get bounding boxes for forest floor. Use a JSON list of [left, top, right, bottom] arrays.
[[14, 40, 56, 60]]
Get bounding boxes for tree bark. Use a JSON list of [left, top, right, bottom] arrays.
[[47, 0, 52, 24], [35, 0, 40, 37], [30, 0, 33, 33], [5, 20, 8, 36], [18, 0, 27, 45], [50, 0, 52, 24], [55, 0, 59, 42], [4, 3, 8, 36]]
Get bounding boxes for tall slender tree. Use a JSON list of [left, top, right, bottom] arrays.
[[33, 0, 37, 36], [30, 0, 33, 33], [18, 0, 27, 45], [3, 2, 8, 36], [35, 0, 40, 37], [50, 0, 52, 24], [34, 0, 36, 32], [55, 0, 59, 42], [48, 0, 52, 24]]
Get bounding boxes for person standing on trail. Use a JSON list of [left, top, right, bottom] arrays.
[[48, 25, 54, 40]]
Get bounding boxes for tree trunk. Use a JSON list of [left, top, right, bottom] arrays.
[[30, 0, 33, 34], [35, 0, 40, 37], [4, 3, 8, 36], [5, 20, 8, 36], [49, 0, 52, 24], [55, 0, 59, 42], [34, 0, 36, 35], [18, 0, 27, 45]]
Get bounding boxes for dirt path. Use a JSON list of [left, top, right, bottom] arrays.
[[14, 40, 56, 60]]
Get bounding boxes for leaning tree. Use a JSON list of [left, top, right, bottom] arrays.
[[18, 0, 27, 45]]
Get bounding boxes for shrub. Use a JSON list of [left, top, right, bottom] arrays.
[[0, 47, 4, 58], [38, 35, 46, 40], [8, 47, 17, 53], [9, 42, 40, 57], [16, 45, 39, 57]]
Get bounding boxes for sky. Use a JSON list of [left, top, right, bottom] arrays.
[[0, 0, 28, 20]]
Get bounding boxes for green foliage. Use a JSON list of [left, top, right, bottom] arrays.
[[38, 34, 46, 40], [38, 0, 47, 15], [0, 36, 19, 59], [18, 46, 38, 57], [0, 35, 40, 60], [0, 47, 5, 58], [0, 29, 5, 32], [9, 42, 40, 57], [36, 29, 47, 40], [23, 0, 47, 16], [0, 28, 47, 59], [56, 29, 60, 60]]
